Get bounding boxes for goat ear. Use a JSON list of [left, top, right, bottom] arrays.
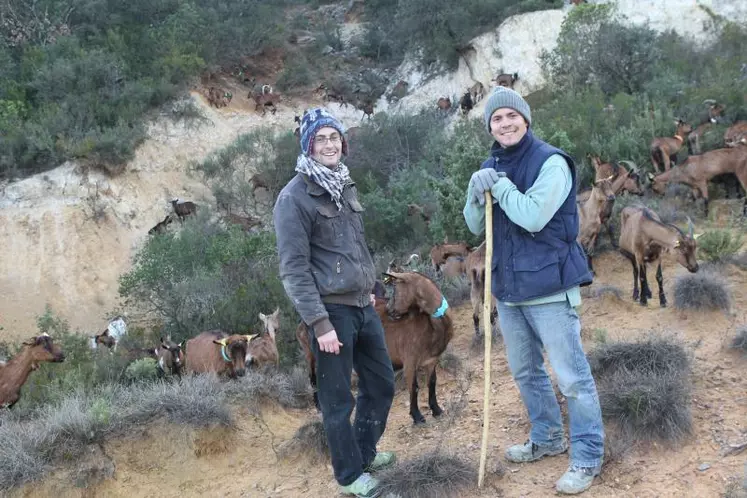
[[178, 342, 184, 348], [272, 307, 280, 317]]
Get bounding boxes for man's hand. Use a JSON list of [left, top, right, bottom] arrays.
[[469, 169, 507, 205], [317, 330, 343, 355], [370, 293, 376, 305]]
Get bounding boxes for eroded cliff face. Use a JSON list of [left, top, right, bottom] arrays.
[[2, 0, 745, 339]]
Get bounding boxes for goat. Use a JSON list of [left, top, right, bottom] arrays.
[[465, 241, 497, 342], [429, 238, 471, 273], [0, 334, 65, 408], [185, 331, 257, 378], [156, 337, 184, 379], [224, 212, 262, 232], [648, 145, 747, 216], [437, 97, 452, 111], [406, 203, 431, 226], [468, 81, 485, 103], [577, 177, 616, 274], [171, 198, 198, 221], [206, 87, 232, 108], [387, 253, 420, 273], [246, 308, 280, 367], [390, 80, 408, 101], [459, 90, 473, 115], [357, 100, 374, 120], [577, 160, 644, 249], [316, 84, 347, 108], [649, 119, 693, 173], [148, 214, 174, 236], [724, 121, 747, 147], [297, 272, 454, 424], [618, 206, 698, 307], [90, 316, 127, 352], [688, 100, 726, 154], [441, 255, 466, 278], [251, 86, 279, 116], [492, 72, 519, 89]]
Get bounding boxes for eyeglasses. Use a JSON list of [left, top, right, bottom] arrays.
[[313, 134, 342, 146]]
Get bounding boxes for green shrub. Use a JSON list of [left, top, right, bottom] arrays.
[[697, 229, 744, 262]]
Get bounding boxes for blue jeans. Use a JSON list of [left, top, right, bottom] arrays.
[[498, 300, 604, 468], [310, 303, 395, 486]]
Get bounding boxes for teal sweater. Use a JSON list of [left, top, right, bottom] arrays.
[[463, 153, 581, 307]]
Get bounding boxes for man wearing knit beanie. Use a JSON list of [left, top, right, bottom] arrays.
[[463, 87, 605, 495], [274, 107, 395, 498]]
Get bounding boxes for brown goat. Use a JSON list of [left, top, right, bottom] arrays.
[[441, 256, 466, 278], [246, 308, 280, 367], [430, 239, 471, 273], [316, 84, 347, 108], [465, 241, 497, 341], [297, 273, 453, 424], [437, 97, 452, 111], [724, 121, 747, 148], [156, 337, 184, 379], [407, 203, 431, 226], [577, 177, 616, 274], [206, 87, 232, 108], [185, 331, 257, 378], [357, 99, 375, 120], [0, 334, 65, 408], [224, 212, 262, 232], [618, 206, 699, 307], [648, 145, 747, 216], [251, 85, 279, 116], [171, 198, 198, 221], [650, 119, 693, 173], [492, 72, 519, 88], [688, 101, 726, 155], [468, 81, 485, 103], [148, 214, 174, 235], [577, 161, 644, 249]]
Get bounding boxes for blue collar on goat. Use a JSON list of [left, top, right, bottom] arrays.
[[220, 343, 232, 363], [432, 296, 449, 318]]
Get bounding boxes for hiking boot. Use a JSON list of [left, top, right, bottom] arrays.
[[504, 439, 568, 463], [365, 451, 397, 472], [340, 472, 382, 498], [555, 465, 601, 495]]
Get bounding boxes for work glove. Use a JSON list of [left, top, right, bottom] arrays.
[[469, 169, 506, 205]]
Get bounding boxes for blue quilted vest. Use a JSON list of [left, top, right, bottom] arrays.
[[479, 130, 592, 302]]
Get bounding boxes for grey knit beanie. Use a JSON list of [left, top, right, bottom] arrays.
[[483, 86, 531, 133]]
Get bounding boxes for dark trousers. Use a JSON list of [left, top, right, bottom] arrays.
[[310, 303, 395, 486]]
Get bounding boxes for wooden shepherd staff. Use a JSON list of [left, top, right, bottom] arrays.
[[478, 190, 494, 487]]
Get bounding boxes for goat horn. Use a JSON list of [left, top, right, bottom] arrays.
[[702, 99, 717, 105], [245, 334, 258, 342], [406, 254, 420, 264], [618, 160, 638, 172], [604, 174, 615, 181]]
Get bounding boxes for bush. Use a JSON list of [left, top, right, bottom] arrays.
[[278, 419, 329, 462], [673, 270, 732, 311], [590, 334, 693, 443], [376, 450, 477, 498], [730, 326, 747, 355], [697, 229, 744, 263], [124, 357, 158, 383]]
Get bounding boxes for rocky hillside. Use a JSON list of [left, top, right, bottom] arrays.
[[1, 0, 745, 339]]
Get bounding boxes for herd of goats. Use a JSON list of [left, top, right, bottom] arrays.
[[3, 86, 746, 430]]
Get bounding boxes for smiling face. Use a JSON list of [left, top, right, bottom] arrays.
[[489, 107, 528, 148], [311, 126, 343, 169]]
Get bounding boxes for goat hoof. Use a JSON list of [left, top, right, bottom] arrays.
[[412, 414, 427, 425], [660, 301, 667, 308], [431, 406, 443, 417]]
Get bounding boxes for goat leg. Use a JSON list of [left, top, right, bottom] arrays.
[[606, 221, 617, 249], [427, 365, 443, 417], [656, 263, 666, 307], [310, 367, 321, 411], [407, 367, 426, 424], [639, 264, 650, 305]]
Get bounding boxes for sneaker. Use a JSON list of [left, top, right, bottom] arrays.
[[340, 472, 382, 498], [504, 439, 568, 463], [555, 465, 601, 495], [365, 451, 397, 473]]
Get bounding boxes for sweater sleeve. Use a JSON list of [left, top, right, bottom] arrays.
[[462, 181, 486, 236], [489, 154, 572, 233]]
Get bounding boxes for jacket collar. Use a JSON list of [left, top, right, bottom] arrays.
[[299, 173, 356, 197]]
